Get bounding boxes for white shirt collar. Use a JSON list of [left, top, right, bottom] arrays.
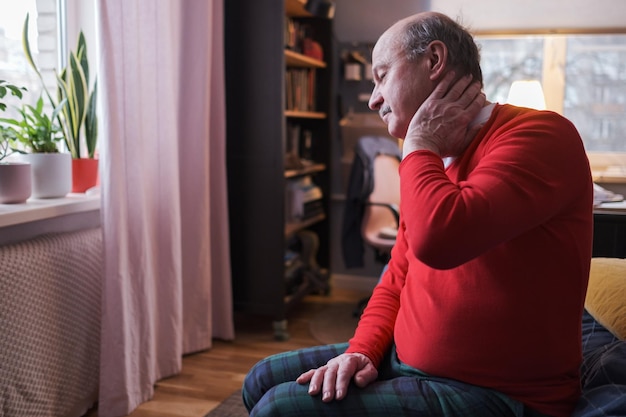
[[444, 102, 496, 168]]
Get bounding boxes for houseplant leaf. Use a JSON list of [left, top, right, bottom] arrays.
[[85, 79, 97, 158], [22, 14, 98, 160], [76, 32, 90, 85], [22, 14, 58, 111], [0, 80, 27, 161], [0, 95, 66, 154], [65, 52, 88, 156]]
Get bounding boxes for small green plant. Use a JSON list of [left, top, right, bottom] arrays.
[[0, 80, 26, 112], [0, 96, 66, 153], [22, 13, 98, 159], [0, 80, 27, 162]]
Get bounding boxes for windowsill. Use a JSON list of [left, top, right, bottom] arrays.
[[0, 193, 101, 228], [588, 153, 626, 185], [0, 193, 101, 246]]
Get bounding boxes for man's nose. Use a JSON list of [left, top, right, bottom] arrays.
[[368, 87, 382, 111]]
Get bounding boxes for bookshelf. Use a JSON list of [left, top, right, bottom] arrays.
[[225, 0, 334, 339]]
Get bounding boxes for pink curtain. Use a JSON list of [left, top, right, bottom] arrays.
[[96, 1, 234, 416]]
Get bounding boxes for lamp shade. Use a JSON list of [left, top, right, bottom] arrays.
[[506, 80, 546, 110]]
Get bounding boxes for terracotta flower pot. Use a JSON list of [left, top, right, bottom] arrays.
[[0, 162, 32, 204], [71, 158, 100, 193]]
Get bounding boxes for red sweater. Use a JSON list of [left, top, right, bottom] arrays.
[[346, 104, 594, 417]]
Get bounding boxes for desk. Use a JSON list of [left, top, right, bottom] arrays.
[[594, 200, 626, 214], [593, 204, 626, 258]]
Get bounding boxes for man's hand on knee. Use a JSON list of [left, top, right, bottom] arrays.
[[296, 353, 378, 402]]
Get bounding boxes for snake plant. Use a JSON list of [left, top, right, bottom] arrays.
[[22, 13, 98, 159]]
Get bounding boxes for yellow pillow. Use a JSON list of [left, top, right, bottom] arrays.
[[585, 257, 626, 340]]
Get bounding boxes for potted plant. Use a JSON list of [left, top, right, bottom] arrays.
[[22, 14, 99, 193], [0, 80, 32, 204], [1, 95, 71, 198]]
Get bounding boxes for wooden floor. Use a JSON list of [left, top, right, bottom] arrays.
[[84, 287, 369, 417]]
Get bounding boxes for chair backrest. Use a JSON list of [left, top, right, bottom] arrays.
[[341, 136, 401, 269], [361, 153, 400, 253]]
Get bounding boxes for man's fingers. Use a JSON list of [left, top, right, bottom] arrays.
[[430, 70, 456, 99], [297, 353, 375, 402], [334, 365, 356, 400], [430, 72, 479, 106], [443, 74, 473, 100], [296, 369, 315, 384], [304, 368, 325, 395], [458, 82, 483, 109], [321, 365, 338, 402]]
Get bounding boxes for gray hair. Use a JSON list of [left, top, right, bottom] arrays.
[[400, 13, 483, 85]]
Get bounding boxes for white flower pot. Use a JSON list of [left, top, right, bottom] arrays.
[[0, 162, 32, 204], [21, 153, 72, 198]]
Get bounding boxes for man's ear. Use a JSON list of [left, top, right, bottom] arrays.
[[426, 40, 447, 81]]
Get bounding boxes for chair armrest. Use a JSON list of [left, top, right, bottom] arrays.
[[365, 202, 399, 226]]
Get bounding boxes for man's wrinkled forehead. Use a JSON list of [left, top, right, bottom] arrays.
[[373, 13, 426, 62], [372, 27, 401, 65], [372, 31, 408, 75]]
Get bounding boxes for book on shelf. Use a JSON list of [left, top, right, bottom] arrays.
[[285, 122, 315, 169], [285, 68, 317, 112], [285, 175, 324, 222], [284, 17, 324, 60]]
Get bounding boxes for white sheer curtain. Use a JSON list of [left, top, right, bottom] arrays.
[[96, 0, 234, 415]]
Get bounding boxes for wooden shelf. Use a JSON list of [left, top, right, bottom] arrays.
[[285, 213, 326, 237], [285, 0, 311, 17], [285, 163, 326, 178], [285, 49, 326, 68], [285, 110, 326, 119]]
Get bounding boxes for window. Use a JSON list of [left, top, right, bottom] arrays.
[[563, 35, 626, 152], [0, 0, 59, 116], [0, 0, 100, 229], [476, 33, 626, 154]]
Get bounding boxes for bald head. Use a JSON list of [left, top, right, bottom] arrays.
[[376, 12, 483, 85]]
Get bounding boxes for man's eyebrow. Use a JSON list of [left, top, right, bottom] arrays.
[[372, 62, 389, 74]]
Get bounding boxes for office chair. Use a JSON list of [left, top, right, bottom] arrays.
[[361, 152, 400, 261], [341, 136, 401, 316]]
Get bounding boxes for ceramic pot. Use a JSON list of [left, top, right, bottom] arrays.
[[71, 158, 99, 193], [0, 162, 32, 204], [21, 153, 71, 198]]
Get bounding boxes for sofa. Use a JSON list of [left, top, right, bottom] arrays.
[[573, 257, 626, 417]]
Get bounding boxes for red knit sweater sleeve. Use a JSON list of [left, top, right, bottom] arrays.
[[344, 217, 410, 366], [400, 106, 591, 270]]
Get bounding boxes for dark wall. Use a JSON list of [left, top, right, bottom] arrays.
[[329, 41, 396, 279], [333, 0, 431, 43]]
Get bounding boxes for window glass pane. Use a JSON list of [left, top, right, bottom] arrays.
[[476, 36, 544, 104], [0, 0, 42, 116], [476, 32, 626, 154], [563, 34, 626, 152]]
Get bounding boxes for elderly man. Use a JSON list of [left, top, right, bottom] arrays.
[[242, 11, 593, 417]]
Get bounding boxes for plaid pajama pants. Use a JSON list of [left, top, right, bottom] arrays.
[[242, 342, 542, 417]]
